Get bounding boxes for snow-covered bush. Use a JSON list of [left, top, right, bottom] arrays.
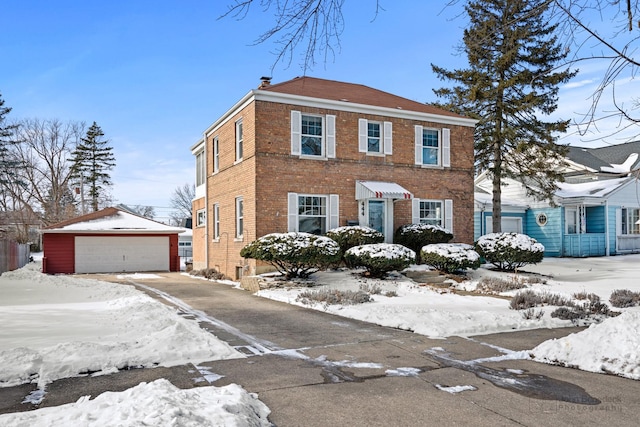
[[475, 232, 544, 271], [325, 226, 384, 266], [609, 289, 640, 308], [240, 232, 341, 279], [420, 243, 481, 274], [394, 223, 453, 263], [344, 243, 415, 278]]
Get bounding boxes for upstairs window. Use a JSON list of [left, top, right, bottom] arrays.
[[291, 111, 336, 158], [195, 150, 205, 186], [359, 119, 392, 155], [235, 119, 243, 162], [213, 136, 219, 173], [415, 126, 450, 167]]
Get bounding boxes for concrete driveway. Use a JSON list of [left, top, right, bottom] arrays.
[[2, 271, 638, 426]]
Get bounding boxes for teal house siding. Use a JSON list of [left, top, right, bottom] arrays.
[[585, 206, 605, 233], [473, 211, 483, 241], [526, 208, 562, 257], [608, 205, 619, 255]]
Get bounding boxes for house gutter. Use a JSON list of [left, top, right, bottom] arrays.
[[203, 132, 209, 270]]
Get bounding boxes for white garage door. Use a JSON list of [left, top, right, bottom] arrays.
[[75, 236, 169, 273]]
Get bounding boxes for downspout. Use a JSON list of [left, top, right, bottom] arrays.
[[605, 200, 610, 256]]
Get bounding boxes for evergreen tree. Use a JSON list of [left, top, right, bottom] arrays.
[[69, 122, 116, 212], [0, 92, 19, 186], [432, 0, 576, 232]]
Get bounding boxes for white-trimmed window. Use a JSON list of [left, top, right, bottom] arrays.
[[566, 208, 577, 234], [235, 197, 244, 238], [235, 119, 243, 162], [288, 193, 339, 234], [621, 208, 640, 234], [291, 111, 336, 158], [213, 136, 220, 173], [196, 208, 206, 227], [213, 203, 220, 240], [412, 198, 453, 231], [415, 126, 450, 167], [359, 119, 392, 155], [195, 150, 205, 186]]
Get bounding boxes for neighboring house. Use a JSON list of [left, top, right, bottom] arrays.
[[191, 76, 477, 278], [178, 227, 193, 259], [475, 141, 640, 257], [42, 207, 186, 274], [0, 209, 43, 251]]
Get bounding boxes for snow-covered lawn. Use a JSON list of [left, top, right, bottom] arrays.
[[256, 255, 640, 379], [0, 262, 271, 426]]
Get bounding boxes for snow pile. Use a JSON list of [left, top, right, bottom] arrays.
[[0, 379, 271, 427], [531, 310, 640, 380], [398, 223, 451, 234], [0, 264, 243, 389]]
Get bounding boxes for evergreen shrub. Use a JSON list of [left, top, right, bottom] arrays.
[[475, 232, 544, 271], [240, 232, 340, 279], [420, 243, 481, 274], [394, 224, 452, 263], [325, 226, 384, 266], [345, 243, 415, 278]]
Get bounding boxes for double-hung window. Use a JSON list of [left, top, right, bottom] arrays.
[[213, 136, 220, 173], [301, 115, 323, 156], [359, 119, 392, 155], [621, 208, 640, 234], [291, 111, 336, 158], [213, 203, 220, 240], [195, 150, 205, 186], [235, 197, 244, 239], [414, 126, 450, 167], [418, 200, 442, 226], [287, 193, 339, 234], [235, 119, 243, 162], [412, 198, 453, 231]]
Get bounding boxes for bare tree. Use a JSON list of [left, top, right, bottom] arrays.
[[548, 0, 640, 138], [169, 183, 195, 226], [222, 0, 382, 71], [8, 119, 86, 225], [129, 205, 156, 219]]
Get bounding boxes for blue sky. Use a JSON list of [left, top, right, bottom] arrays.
[[2, 1, 638, 221]]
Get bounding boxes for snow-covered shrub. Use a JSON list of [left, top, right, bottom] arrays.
[[296, 288, 372, 306], [325, 226, 384, 266], [240, 232, 341, 279], [344, 243, 415, 278], [475, 232, 544, 271], [609, 289, 640, 308], [420, 243, 481, 274], [394, 223, 452, 263]]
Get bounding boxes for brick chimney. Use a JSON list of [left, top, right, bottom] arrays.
[[259, 76, 272, 89]]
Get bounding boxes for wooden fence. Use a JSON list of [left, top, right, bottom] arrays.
[[0, 239, 31, 274]]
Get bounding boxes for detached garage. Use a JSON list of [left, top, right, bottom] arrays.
[[42, 207, 185, 274]]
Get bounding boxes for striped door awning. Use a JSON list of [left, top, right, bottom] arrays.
[[355, 180, 413, 200]]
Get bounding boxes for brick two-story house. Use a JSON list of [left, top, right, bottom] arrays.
[[191, 76, 476, 278]]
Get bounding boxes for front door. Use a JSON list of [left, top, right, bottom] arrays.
[[368, 200, 385, 235]]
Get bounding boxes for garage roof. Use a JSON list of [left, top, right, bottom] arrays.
[[42, 207, 186, 235]]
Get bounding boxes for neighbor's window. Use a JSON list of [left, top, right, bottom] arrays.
[[298, 195, 327, 235], [301, 114, 323, 156], [422, 129, 440, 165], [213, 203, 220, 240], [419, 200, 442, 226], [195, 150, 205, 186], [622, 208, 640, 234], [213, 136, 220, 173], [235, 119, 243, 161], [196, 208, 206, 227], [235, 197, 244, 238]]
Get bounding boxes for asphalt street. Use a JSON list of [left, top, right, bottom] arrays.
[[1, 272, 638, 426]]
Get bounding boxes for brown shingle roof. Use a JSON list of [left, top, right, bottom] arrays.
[[260, 76, 466, 119]]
